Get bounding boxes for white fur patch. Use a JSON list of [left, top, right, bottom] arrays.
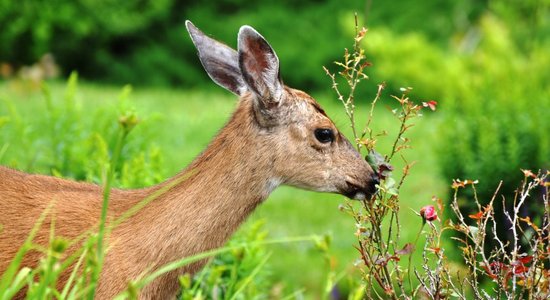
[[353, 192, 366, 201], [262, 63, 283, 102], [265, 178, 282, 195], [296, 101, 309, 113]]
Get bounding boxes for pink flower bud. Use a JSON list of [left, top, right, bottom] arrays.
[[420, 205, 437, 222]]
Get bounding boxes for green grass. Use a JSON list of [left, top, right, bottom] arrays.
[[0, 79, 448, 297]]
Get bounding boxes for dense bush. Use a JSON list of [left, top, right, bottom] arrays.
[[0, 0, 175, 77], [361, 2, 550, 244], [439, 18, 550, 201], [362, 5, 550, 188]]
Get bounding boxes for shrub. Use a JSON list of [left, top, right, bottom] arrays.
[[436, 13, 550, 241], [360, 4, 550, 242], [329, 16, 550, 299], [414, 174, 550, 299]]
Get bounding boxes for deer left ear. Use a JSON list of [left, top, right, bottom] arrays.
[[186, 21, 246, 96], [237, 26, 283, 107]]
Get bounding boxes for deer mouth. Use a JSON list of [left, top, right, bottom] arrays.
[[343, 180, 378, 201]]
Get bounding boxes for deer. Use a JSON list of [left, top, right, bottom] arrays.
[[0, 21, 379, 299]]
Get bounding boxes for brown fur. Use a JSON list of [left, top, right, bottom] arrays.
[[0, 24, 377, 299]]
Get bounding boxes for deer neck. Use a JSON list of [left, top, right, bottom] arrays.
[[114, 96, 279, 269]]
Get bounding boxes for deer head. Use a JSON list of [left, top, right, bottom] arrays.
[[186, 21, 378, 200]]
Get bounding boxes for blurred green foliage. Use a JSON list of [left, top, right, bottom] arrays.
[[361, 0, 549, 243], [0, 72, 164, 188], [439, 13, 549, 200], [1, 0, 485, 89]]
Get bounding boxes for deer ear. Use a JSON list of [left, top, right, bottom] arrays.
[[237, 26, 283, 106], [186, 21, 246, 96]]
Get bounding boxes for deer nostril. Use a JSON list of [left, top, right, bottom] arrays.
[[372, 174, 380, 186]]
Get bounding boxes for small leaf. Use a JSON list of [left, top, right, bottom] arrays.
[[469, 211, 483, 220], [451, 180, 464, 189], [384, 177, 396, 190], [354, 27, 368, 42], [451, 179, 479, 188], [513, 264, 528, 275], [366, 150, 385, 168], [521, 169, 536, 178], [520, 216, 540, 232], [517, 255, 533, 264], [432, 196, 444, 213], [427, 247, 441, 254], [387, 187, 399, 196], [378, 163, 394, 180], [366, 150, 393, 180]]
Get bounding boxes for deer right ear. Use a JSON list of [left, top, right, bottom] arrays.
[[186, 21, 246, 96], [237, 26, 283, 106]]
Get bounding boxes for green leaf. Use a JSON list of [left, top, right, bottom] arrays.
[[384, 177, 396, 190]]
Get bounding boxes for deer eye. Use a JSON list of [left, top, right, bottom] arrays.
[[314, 128, 334, 144]]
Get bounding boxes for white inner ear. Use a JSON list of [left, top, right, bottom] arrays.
[[261, 60, 283, 102]]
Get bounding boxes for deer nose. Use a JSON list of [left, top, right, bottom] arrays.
[[372, 174, 380, 186], [368, 174, 380, 196]]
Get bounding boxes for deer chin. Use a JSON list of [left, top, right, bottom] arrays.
[[346, 192, 367, 201], [343, 189, 368, 201]]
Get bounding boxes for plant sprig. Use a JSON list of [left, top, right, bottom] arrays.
[[328, 15, 549, 300], [325, 14, 437, 299]]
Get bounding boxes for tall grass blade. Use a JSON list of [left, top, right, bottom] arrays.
[[0, 203, 53, 298], [60, 248, 88, 299], [89, 120, 133, 299], [1, 268, 30, 300]]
